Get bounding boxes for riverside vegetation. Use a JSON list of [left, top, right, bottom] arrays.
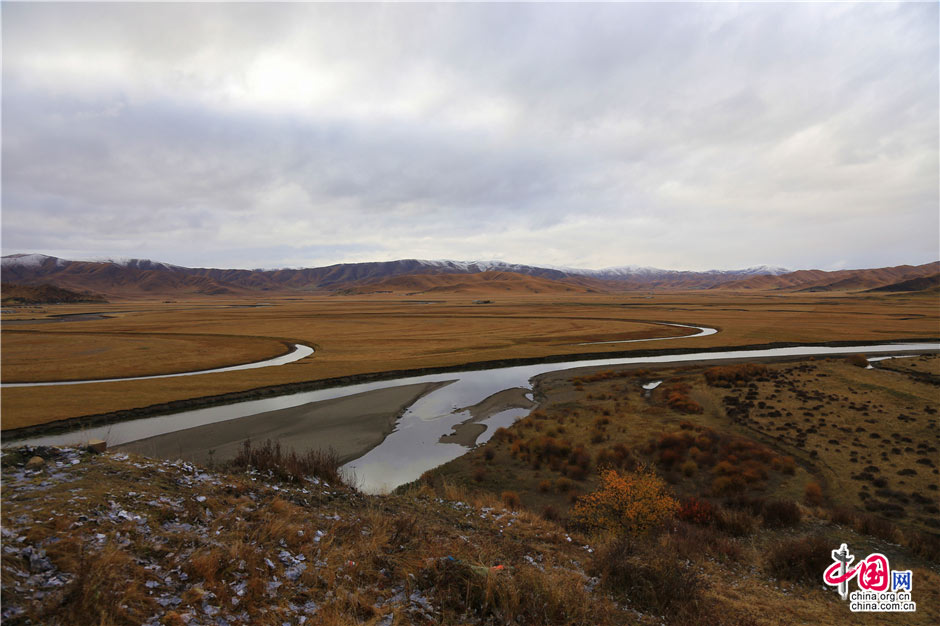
[[3, 354, 938, 624]]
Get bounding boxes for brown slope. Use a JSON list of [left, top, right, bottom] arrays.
[[2, 259, 244, 298], [866, 272, 940, 293], [334, 271, 605, 295], [713, 262, 940, 292], [0, 283, 108, 305]]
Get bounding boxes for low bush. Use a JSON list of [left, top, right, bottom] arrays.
[[771, 456, 797, 475], [592, 535, 704, 619], [829, 506, 857, 526], [704, 363, 770, 387], [856, 513, 898, 542], [501, 491, 521, 510], [762, 500, 802, 528], [542, 505, 560, 521], [416, 555, 607, 625], [564, 464, 589, 481], [492, 427, 516, 443], [766, 534, 833, 584], [714, 507, 757, 537], [570, 467, 679, 535], [229, 439, 342, 485], [804, 482, 824, 506], [664, 382, 704, 414], [677, 497, 715, 525], [711, 475, 745, 496], [906, 529, 940, 562], [659, 448, 682, 468], [670, 523, 742, 563]]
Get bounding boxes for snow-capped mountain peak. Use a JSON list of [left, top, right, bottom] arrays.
[[0, 253, 64, 269]]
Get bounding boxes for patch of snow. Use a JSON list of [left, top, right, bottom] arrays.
[[1, 253, 62, 268]]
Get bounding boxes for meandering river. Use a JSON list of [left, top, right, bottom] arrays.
[[8, 333, 936, 493]]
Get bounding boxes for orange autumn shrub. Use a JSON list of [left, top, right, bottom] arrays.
[[661, 382, 703, 414], [570, 466, 679, 535], [804, 482, 824, 506], [704, 363, 770, 386]]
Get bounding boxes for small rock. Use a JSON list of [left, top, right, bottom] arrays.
[[25, 456, 44, 470]]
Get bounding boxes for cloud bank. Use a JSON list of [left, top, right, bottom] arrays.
[[2, 2, 937, 270]]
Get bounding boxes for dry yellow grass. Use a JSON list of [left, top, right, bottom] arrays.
[[1, 290, 937, 429], [1, 331, 288, 382]]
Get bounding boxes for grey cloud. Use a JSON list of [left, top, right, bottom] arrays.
[[2, 2, 936, 271]]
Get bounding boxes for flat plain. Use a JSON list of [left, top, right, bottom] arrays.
[[1, 290, 937, 429]]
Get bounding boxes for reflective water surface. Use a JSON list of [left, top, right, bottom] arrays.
[[10, 341, 937, 493]]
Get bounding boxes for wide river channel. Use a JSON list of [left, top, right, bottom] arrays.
[[8, 334, 937, 493]]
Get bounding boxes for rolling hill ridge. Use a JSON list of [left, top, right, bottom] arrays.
[[2, 254, 937, 298]]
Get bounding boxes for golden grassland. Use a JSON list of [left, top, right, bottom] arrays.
[[1, 290, 937, 429], [0, 332, 289, 382]]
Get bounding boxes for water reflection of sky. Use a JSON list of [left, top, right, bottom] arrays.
[[10, 341, 938, 493]]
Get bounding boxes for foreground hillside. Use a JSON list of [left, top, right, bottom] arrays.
[[3, 356, 939, 625], [4, 443, 938, 626], [1, 445, 624, 626]]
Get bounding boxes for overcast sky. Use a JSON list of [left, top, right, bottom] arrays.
[[2, 2, 937, 271]]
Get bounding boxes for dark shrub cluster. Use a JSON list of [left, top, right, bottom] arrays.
[[761, 500, 802, 528], [592, 535, 704, 619], [678, 497, 716, 525], [229, 439, 342, 485], [704, 363, 770, 387], [645, 425, 788, 495], [766, 534, 833, 583], [663, 381, 704, 414]]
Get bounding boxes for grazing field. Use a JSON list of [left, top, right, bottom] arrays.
[[1, 290, 937, 430], [0, 332, 290, 382]]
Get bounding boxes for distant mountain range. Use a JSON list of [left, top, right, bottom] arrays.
[[1, 253, 937, 298]]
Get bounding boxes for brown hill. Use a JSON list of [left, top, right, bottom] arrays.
[[335, 271, 605, 295], [1, 256, 244, 298], [4, 254, 937, 297], [866, 272, 940, 293], [1, 283, 108, 305], [712, 262, 940, 292]]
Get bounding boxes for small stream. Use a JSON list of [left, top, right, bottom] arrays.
[[1, 344, 314, 388]]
